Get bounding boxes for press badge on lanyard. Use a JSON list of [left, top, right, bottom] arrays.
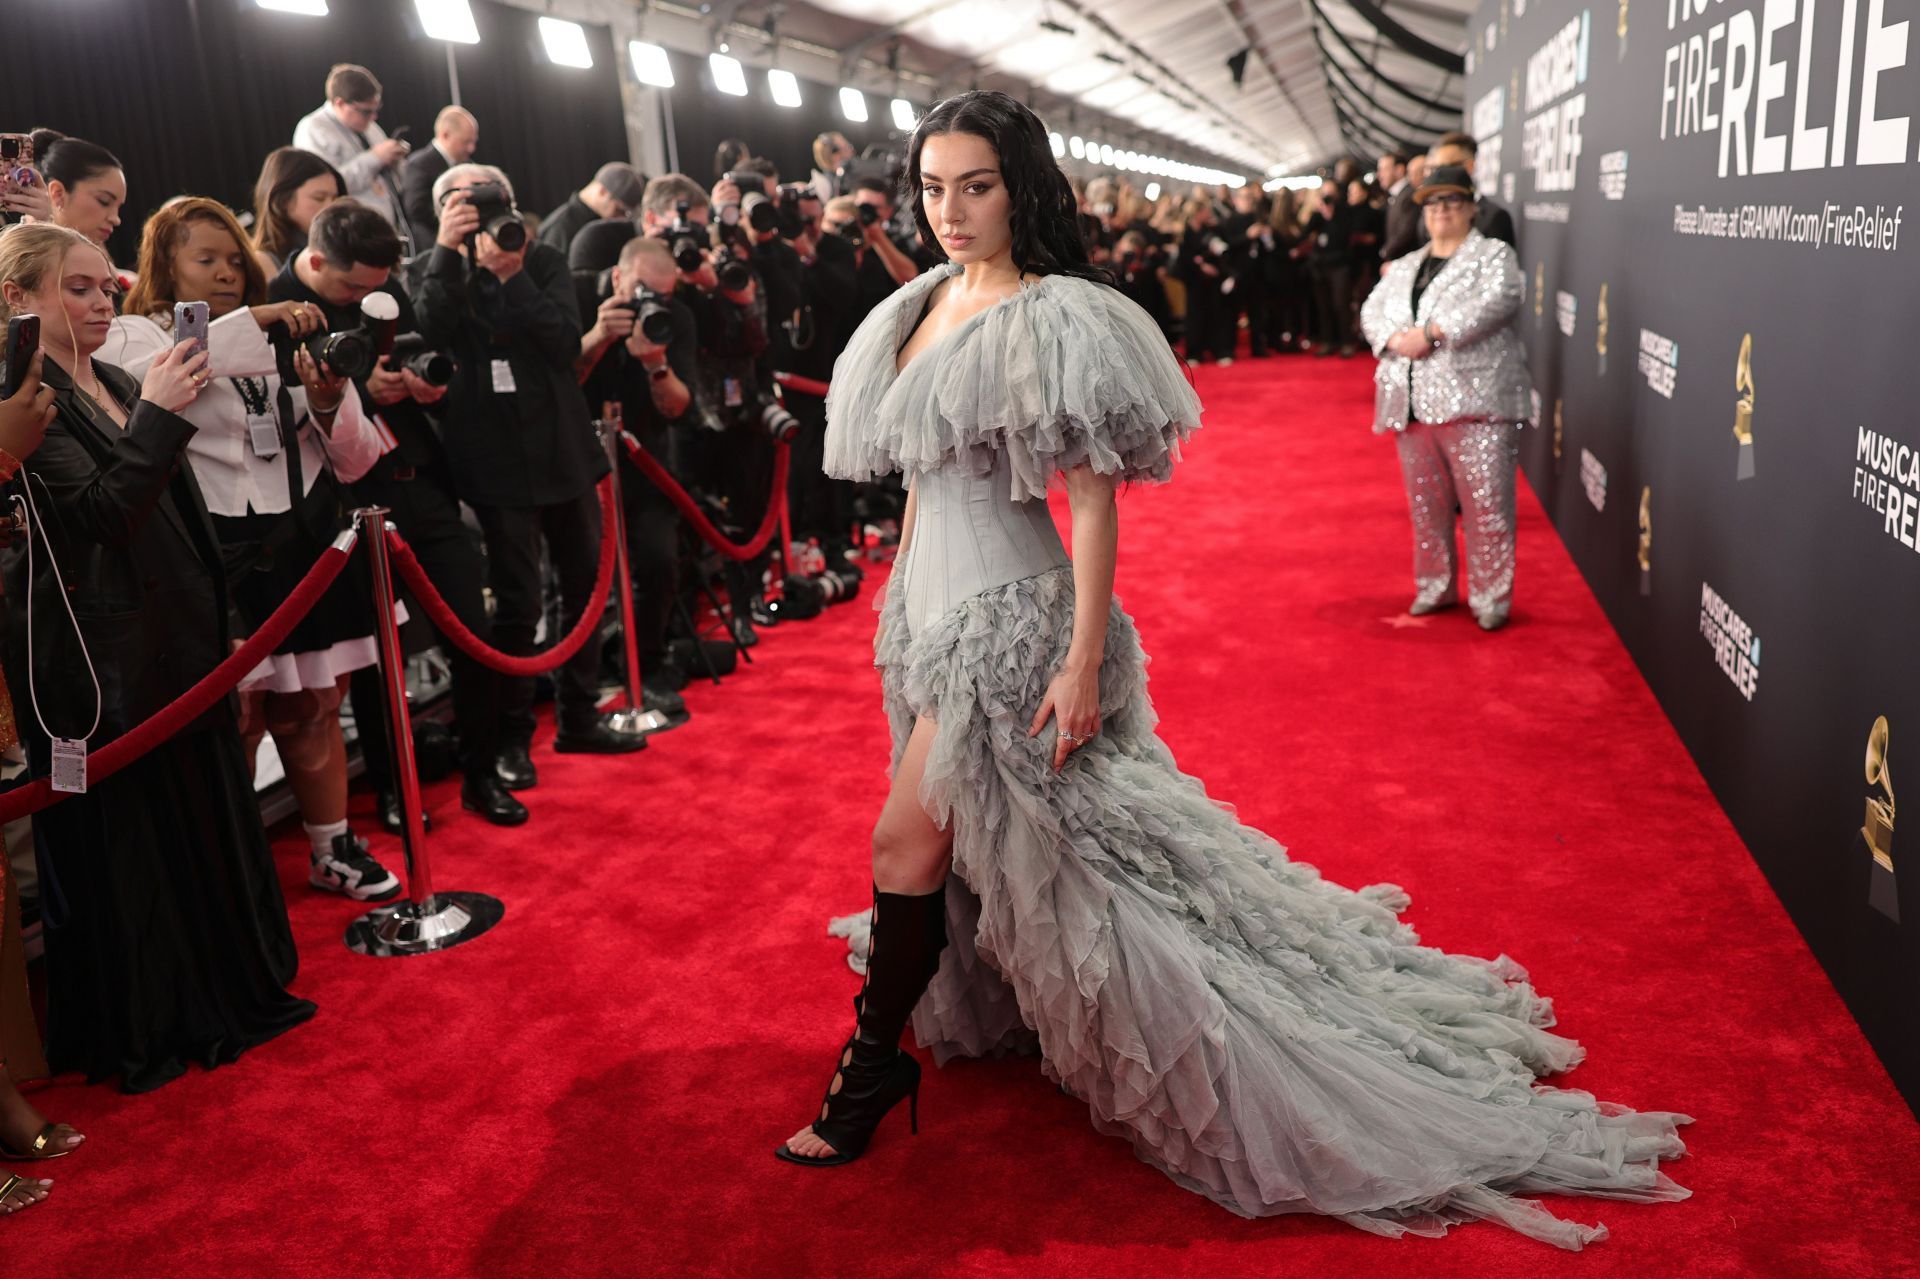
[[50, 736, 86, 793], [491, 359, 517, 393], [246, 412, 281, 459], [723, 376, 743, 407]]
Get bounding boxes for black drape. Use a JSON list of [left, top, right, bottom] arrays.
[[2, 0, 627, 265], [653, 47, 916, 192]]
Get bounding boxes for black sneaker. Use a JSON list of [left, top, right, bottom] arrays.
[[310, 832, 403, 902]]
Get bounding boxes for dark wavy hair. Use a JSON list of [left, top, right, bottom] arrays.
[[904, 90, 1109, 285]]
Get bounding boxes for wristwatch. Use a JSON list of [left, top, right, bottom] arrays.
[[645, 359, 671, 382]]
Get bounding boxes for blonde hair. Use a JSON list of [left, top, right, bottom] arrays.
[[0, 222, 108, 322]]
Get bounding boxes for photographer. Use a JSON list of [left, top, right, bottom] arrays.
[[292, 63, 409, 241], [1113, 230, 1173, 341], [637, 173, 778, 643], [270, 200, 524, 828], [775, 183, 861, 569], [1222, 185, 1274, 359], [850, 177, 919, 289], [1, 223, 316, 1092], [578, 234, 695, 712], [537, 161, 647, 258], [1173, 197, 1234, 365], [102, 197, 407, 904], [1297, 178, 1358, 358], [415, 162, 645, 782]]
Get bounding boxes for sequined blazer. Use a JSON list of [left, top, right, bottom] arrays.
[[1359, 229, 1532, 433]]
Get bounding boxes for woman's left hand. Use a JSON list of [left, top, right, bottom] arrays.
[[1030, 663, 1102, 771], [1393, 327, 1434, 359], [292, 347, 348, 412]]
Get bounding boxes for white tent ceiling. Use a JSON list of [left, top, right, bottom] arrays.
[[781, 0, 1475, 174]]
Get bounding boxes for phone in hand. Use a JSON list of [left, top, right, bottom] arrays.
[[173, 300, 210, 355], [2, 314, 40, 400], [0, 133, 35, 226]]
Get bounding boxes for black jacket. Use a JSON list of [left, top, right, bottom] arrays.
[[3, 360, 230, 742], [410, 241, 606, 508], [401, 145, 451, 256], [1382, 185, 1422, 261], [536, 194, 600, 257]]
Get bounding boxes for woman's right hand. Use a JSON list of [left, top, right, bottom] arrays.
[[140, 339, 210, 414], [0, 352, 56, 460]]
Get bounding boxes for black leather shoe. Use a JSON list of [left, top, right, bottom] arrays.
[[496, 743, 537, 791], [461, 774, 529, 826], [377, 790, 432, 836], [641, 677, 688, 719], [730, 615, 758, 648], [552, 717, 649, 755], [748, 595, 779, 627]]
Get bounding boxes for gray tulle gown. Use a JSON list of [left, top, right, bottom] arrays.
[[819, 261, 1691, 1250]]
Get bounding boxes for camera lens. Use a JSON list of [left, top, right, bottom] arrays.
[[856, 204, 880, 226], [717, 257, 751, 292]]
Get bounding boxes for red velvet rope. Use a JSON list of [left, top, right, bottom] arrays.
[[623, 435, 789, 563], [387, 478, 618, 678], [773, 371, 831, 399], [0, 538, 357, 824]]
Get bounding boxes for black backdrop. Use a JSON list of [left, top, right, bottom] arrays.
[[2, 0, 628, 264], [1465, 0, 1919, 1110], [650, 46, 918, 189]]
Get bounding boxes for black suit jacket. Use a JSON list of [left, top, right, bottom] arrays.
[[1382, 185, 1422, 261], [401, 145, 451, 256], [3, 360, 231, 742]]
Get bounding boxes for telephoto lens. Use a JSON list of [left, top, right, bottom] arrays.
[[390, 333, 455, 386], [856, 203, 880, 226], [463, 181, 527, 253], [714, 249, 751, 293], [742, 192, 780, 234], [630, 289, 675, 344], [305, 327, 375, 380], [755, 393, 800, 443]]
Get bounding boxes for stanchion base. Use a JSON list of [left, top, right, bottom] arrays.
[[344, 891, 505, 958], [608, 706, 675, 736]]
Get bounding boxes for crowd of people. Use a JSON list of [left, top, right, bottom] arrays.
[[0, 58, 1533, 1219]]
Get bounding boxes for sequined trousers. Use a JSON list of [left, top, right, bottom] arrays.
[[1394, 420, 1520, 615]]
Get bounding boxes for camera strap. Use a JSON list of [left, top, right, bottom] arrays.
[[267, 343, 316, 544]]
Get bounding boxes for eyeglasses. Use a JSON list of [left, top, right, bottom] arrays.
[[1424, 193, 1471, 208], [348, 100, 381, 118]]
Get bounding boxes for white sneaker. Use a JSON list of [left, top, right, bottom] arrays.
[[1217, 356, 1234, 367], [310, 832, 402, 901]]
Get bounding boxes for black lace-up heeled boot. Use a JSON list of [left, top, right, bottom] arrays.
[[775, 882, 949, 1166]]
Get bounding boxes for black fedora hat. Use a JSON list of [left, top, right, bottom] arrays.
[[1413, 164, 1477, 204]]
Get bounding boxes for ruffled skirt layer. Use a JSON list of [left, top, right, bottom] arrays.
[[862, 565, 1691, 1250]]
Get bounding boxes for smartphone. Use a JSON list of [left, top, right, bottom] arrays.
[[174, 300, 210, 355], [2, 314, 39, 400], [0, 133, 34, 226], [389, 124, 412, 142]]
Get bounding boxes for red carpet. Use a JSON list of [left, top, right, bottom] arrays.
[[11, 354, 1919, 1277]]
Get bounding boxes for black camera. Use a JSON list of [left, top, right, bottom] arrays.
[[615, 286, 675, 345], [855, 202, 881, 226], [462, 180, 527, 253], [740, 191, 780, 235], [388, 332, 455, 386], [752, 390, 799, 443], [711, 245, 752, 294], [291, 325, 376, 381], [664, 198, 707, 273], [833, 220, 865, 245], [775, 182, 814, 237]]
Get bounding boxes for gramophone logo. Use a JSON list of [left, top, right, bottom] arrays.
[[1733, 333, 1755, 479], [1864, 716, 1897, 921], [1502, 0, 1511, 41], [1618, 0, 1629, 57], [1553, 398, 1565, 466], [1534, 261, 1546, 320], [1596, 283, 1610, 375], [1637, 485, 1652, 594]]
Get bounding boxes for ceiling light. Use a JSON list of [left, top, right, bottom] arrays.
[[839, 86, 868, 122], [768, 69, 802, 108], [1049, 131, 1066, 158], [538, 17, 591, 68], [256, 0, 328, 14], [1145, 182, 1161, 199], [415, 0, 478, 42], [628, 41, 674, 88], [1068, 135, 1084, 158], [890, 98, 917, 131], [709, 52, 748, 96]]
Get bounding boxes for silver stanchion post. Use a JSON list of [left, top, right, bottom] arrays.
[[343, 506, 505, 957], [600, 410, 672, 736]]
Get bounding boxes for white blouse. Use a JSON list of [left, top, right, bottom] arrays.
[[99, 308, 383, 518]]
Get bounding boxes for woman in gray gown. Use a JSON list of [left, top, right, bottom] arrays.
[[779, 90, 1692, 1252]]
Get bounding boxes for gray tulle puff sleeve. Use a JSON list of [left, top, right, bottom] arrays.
[[824, 264, 1204, 502]]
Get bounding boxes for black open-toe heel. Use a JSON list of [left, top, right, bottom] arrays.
[[776, 882, 947, 1167], [774, 1030, 922, 1166]]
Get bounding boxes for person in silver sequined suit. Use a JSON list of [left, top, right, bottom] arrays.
[[1360, 165, 1532, 630]]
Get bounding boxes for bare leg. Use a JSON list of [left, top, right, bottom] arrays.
[[265, 677, 350, 826], [786, 716, 952, 1158]]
